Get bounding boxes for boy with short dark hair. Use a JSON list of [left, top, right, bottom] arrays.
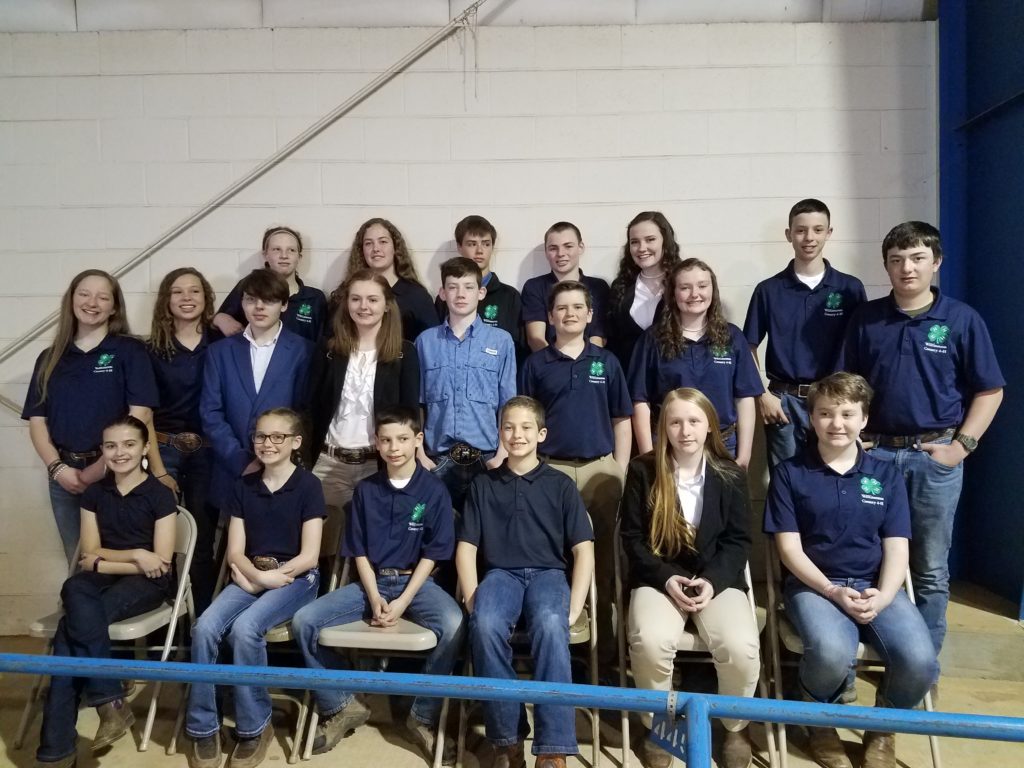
[[436, 215, 525, 360], [841, 221, 1004, 656], [521, 221, 610, 352], [743, 199, 866, 467], [202, 268, 314, 510], [416, 257, 517, 510], [519, 280, 630, 665], [291, 405, 464, 764], [457, 396, 595, 768]]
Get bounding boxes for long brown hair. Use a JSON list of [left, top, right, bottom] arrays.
[[343, 218, 422, 283], [36, 270, 128, 405], [655, 258, 731, 359], [609, 211, 683, 310], [647, 388, 740, 558], [148, 267, 216, 359], [327, 269, 403, 363]]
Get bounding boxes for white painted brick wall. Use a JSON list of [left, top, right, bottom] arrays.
[[0, 21, 937, 633]]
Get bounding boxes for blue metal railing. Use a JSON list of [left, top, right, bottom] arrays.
[[3, 653, 1024, 766]]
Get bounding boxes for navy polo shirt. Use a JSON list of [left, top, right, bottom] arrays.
[[765, 445, 911, 581], [218, 276, 328, 343], [627, 323, 764, 427], [22, 334, 160, 453], [148, 328, 222, 435], [521, 271, 610, 344], [743, 260, 866, 383], [81, 473, 177, 552], [343, 463, 455, 570], [393, 277, 440, 342], [460, 462, 594, 571], [519, 342, 632, 459], [227, 466, 326, 562], [840, 289, 1005, 435]]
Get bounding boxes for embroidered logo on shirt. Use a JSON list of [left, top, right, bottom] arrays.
[[588, 360, 607, 384], [924, 324, 950, 354], [297, 302, 312, 321], [710, 345, 732, 364], [859, 476, 884, 505], [824, 292, 844, 317], [94, 353, 115, 373], [483, 304, 498, 322], [409, 502, 426, 531]]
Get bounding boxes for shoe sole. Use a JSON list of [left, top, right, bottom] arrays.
[[91, 710, 136, 752]]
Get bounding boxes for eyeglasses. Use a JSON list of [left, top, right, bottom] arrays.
[[250, 432, 295, 445]]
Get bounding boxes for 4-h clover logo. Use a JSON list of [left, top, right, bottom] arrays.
[[927, 324, 950, 344], [411, 502, 426, 523], [825, 292, 842, 310], [96, 353, 115, 366], [298, 303, 312, 316], [483, 304, 498, 321], [860, 477, 882, 496], [589, 361, 605, 377], [710, 345, 731, 358]]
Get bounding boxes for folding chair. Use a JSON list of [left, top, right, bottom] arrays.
[[613, 518, 779, 768], [763, 539, 941, 768], [454, 568, 601, 768], [14, 507, 198, 752], [300, 555, 453, 766]]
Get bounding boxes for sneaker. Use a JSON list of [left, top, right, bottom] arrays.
[[493, 741, 526, 768], [227, 726, 272, 768], [92, 698, 135, 751], [311, 698, 371, 755], [721, 727, 753, 768], [641, 739, 673, 768], [861, 731, 896, 768], [405, 713, 456, 766], [805, 725, 853, 768], [188, 733, 222, 768]]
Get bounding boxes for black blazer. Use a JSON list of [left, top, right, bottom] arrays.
[[619, 452, 751, 596], [308, 339, 420, 460], [605, 280, 665, 370]]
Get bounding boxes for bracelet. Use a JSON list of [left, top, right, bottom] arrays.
[[154, 473, 168, 479], [93, 556, 104, 573], [46, 459, 62, 475], [51, 463, 69, 482]]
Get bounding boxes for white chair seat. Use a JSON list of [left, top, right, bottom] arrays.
[[30, 602, 185, 643], [265, 621, 293, 644], [28, 612, 63, 639], [318, 619, 438, 652]]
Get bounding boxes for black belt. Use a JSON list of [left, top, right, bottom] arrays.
[[322, 445, 377, 464], [438, 442, 482, 466], [156, 431, 208, 454], [865, 427, 955, 449], [541, 454, 601, 464], [58, 447, 101, 463], [377, 567, 414, 577], [768, 380, 813, 398], [720, 423, 737, 439]]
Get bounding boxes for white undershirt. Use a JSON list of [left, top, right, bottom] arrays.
[[389, 476, 412, 490], [629, 277, 662, 329], [674, 456, 707, 529], [327, 349, 377, 449], [796, 271, 825, 290], [243, 322, 283, 393]]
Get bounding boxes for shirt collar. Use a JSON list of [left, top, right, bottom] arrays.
[[782, 259, 836, 288], [243, 321, 284, 348], [887, 287, 947, 320], [253, 466, 302, 496], [674, 456, 706, 488], [543, 340, 601, 363], [497, 460, 545, 484], [442, 314, 483, 338], [70, 332, 117, 356], [804, 441, 867, 477]]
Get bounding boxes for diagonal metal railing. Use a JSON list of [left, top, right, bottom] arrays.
[[0, 0, 491, 417], [2, 653, 1024, 767]]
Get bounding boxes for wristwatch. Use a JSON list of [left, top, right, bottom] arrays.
[[953, 432, 978, 454]]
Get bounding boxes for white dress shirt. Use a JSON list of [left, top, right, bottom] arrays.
[[674, 456, 706, 529], [243, 322, 283, 394]]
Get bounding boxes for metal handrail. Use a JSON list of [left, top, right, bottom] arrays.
[[2, 653, 1023, 767], [0, 0, 490, 418]]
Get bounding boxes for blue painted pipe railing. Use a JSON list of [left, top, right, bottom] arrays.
[[3, 653, 1024, 767]]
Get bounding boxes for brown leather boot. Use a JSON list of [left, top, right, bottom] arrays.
[[534, 755, 566, 768], [493, 741, 526, 768], [861, 731, 896, 768], [721, 727, 753, 768], [805, 724, 853, 768], [92, 698, 135, 751]]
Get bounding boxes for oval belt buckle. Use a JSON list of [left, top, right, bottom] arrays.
[[174, 432, 203, 453]]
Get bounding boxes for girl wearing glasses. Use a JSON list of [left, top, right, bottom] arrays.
[[186, 408, 325, 768]]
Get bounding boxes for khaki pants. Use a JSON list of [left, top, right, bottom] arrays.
[[628, 585, 760, 731], [546, 453, 624, 667], [313, 452, 377, 554]]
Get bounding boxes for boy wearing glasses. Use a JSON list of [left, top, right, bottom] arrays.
[[202, 269, 315, 511]]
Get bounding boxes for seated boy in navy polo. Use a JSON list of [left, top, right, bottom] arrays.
[[435, 215, 526, 361], [743, 199, 866, 468], [292, 405, 464, 764], [841, 221, 1004, 658], [522, 221, 610, 352], [416, 256, 517, 511], [457, 396, 595, 768], [519, 280, 630, 667]]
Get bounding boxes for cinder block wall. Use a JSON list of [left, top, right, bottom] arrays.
[[0, 22, 936, 633]]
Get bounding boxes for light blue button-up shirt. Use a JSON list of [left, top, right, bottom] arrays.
[[415, 315, 517, 454]]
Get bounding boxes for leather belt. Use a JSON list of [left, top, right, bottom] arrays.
[[442, 442, 482, 466], [768, 380, 813, 398], [377, 567, 414, 577], [541, 454, 600, 464], [58, 447, 101, 463], [865, 427, 956, 449], [156, 431, 208, 454], [322, 445, 377, 464]]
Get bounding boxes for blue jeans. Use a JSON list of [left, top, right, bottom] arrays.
[[869, 438, 964, 655], [764, 392, 811, 470], [292, 573, 465, 724], [469, 568, 577, 756], [186, 571, 320, 739], [159, 444, 217, 614], [48, 454, 93, 564], [430, 451, 494, 513], [37, 571, 174, 762], [785, 578, 937, 710]]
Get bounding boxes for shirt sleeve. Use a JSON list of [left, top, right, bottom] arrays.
[[226, 479, 246, 520], [200, 341, 251, 475], [627, 330, 658, 403], [341, 484, 369, 558], [587, 279, 610, 339], [879, 463, 912, 539], [837, 306, 866, 374], [607, 356, 634, 418], [300, 472, 327, 522], [497, 334, 517, 409], [518, 354, 536, 397], [763, 463, 798, 534], [123, 338, 160, 409], [217, 281, 246, 323], [563, 480, 594, 547], [520, 278, 546, 324], [152, 482, 178, 520], [961, 308, 1006, 392], [421, 483, 455, 562], [398, 341, 421, 410], [414, 333, 429, 407], [80, 482, 101, 513], [458, 477, 483, 545], [730, 325, 766, 397], [21, 349, 48, 419], [742, 282, 768, 346]]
